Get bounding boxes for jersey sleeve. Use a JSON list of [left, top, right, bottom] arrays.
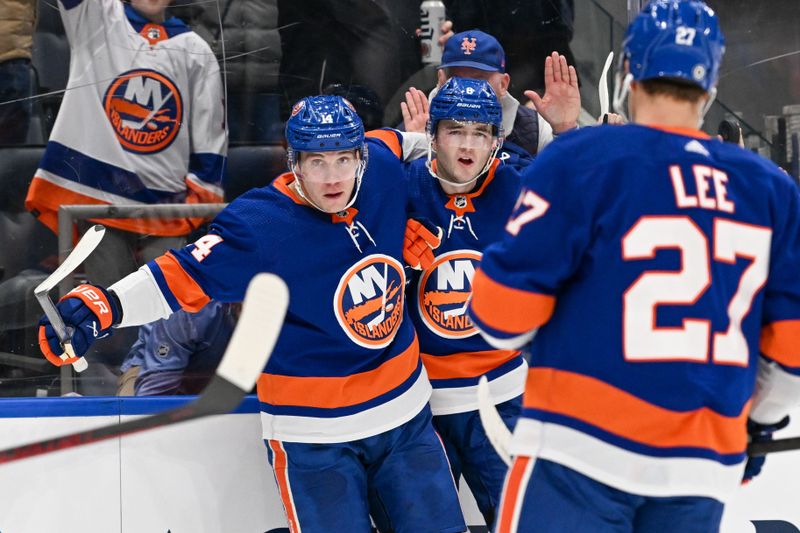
[[185, 36, 227, 203], [366, 129, 428, 162], [146, 205, 267, 313], [58, 0, 119, 48], [751, 176, 800, 422], [468, 143, 594, 347]]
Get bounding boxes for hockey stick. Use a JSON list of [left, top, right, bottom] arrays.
[[748, 436, 800, 457], [477, 375, 512, 466], [0, 273, 289, 464], [34, 224, 107, 373], [599, 51, 614, 122]]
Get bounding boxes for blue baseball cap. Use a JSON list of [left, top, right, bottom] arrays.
[[439, 29, 506, 73]]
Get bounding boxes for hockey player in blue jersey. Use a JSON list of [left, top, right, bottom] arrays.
[[376, 77, 525, 528], [38, 95, 467, 533], [468, 1, 800, 532]]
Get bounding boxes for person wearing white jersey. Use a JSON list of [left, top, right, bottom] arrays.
[[26, 0, 227, 287]]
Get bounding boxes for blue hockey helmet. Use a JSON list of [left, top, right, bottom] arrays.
[[428, 77, 503, 138], [623, 0, 725, 91], [285, 95, 365, 156]]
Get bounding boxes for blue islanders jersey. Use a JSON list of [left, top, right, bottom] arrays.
[[405, 156, 526, 416], [468, 124, 800, 502], [143, 137, 429, 443]]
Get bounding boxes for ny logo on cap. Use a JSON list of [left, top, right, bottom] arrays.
[[461, 37, 477, 55]]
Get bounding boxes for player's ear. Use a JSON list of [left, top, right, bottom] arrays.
[[493, 73, 510, 97]]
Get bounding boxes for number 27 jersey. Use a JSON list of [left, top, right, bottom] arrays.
[[469, 124, 800, 502]]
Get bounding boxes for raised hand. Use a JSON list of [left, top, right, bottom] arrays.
[[401, 87, 431, 134], [525, 52, 581, 134]]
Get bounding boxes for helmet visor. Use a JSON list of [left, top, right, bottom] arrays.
[[295, 151, 361, 183]]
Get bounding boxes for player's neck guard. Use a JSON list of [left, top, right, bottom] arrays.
[[425, 133, 503, 192]]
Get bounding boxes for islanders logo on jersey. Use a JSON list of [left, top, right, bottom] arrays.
[[334, 254, 406, 349], [103, 69, 183, 154], [418, 249, 482, 339]]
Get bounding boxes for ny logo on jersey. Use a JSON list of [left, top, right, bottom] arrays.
[[335, 255, 405, 348], [461, 37, 477, 55], [103, 69, 183, 154], [418, 250, 482, 339]]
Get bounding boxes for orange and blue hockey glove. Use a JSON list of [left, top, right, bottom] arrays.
[[38, 284, 122, 367], [404, 217, 442, 270], [742, 416, 790, 484]]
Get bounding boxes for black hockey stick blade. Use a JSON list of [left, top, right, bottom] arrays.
[[748, 436, 800, 457], [0, 273, 288, 464]]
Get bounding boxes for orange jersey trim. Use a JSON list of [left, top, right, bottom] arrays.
[[153, 252, 210, 312], [496, 455, 532, 533], [523, 367, 749, 455], [366, 129, 402, 158], [644, 124, 712, 140], [26, 176, 207, 237], [761, 320, 800, 368], [267, 440, 301, 532], [257, 336, 420, 409], [421, 349, 520, 380], [185, 177, 223, 204], [470, 268, 556, 335]]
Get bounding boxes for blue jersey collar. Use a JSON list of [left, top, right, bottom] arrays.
[[124, 4, 191, 39]]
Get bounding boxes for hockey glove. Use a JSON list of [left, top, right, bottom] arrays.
[[404, 218, 442, 270], [38, 284, 122, 366], [742, 416, 790, 484]]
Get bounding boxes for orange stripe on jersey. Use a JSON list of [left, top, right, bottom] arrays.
[[470, 268, 555, 335], [26, 176, 204, 237], [257, 335, 420, 408], [524, 368, 749, 455], [366, 129, 402, 158], [268, 440, 302, 533], [422, 349, 520, 380], [760, 320, 800, 368], [185, 177, 223, 204], [496, 455, 532, 533], [153, 252, 210, 312]]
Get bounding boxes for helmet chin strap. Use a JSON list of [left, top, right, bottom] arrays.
[[425, 136, 502, 190]]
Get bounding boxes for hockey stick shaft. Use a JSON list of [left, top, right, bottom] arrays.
[[0, 273, 289, 464], [0, 377, 240, 464], [747, 436, 800, 457], [477, 375, 512, 466]]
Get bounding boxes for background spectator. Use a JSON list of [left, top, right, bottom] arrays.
[[117, 301, 236, 396], [24, 0, 227, 393], [442, 0, 576, 97], [0, 0, 37, 145]]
